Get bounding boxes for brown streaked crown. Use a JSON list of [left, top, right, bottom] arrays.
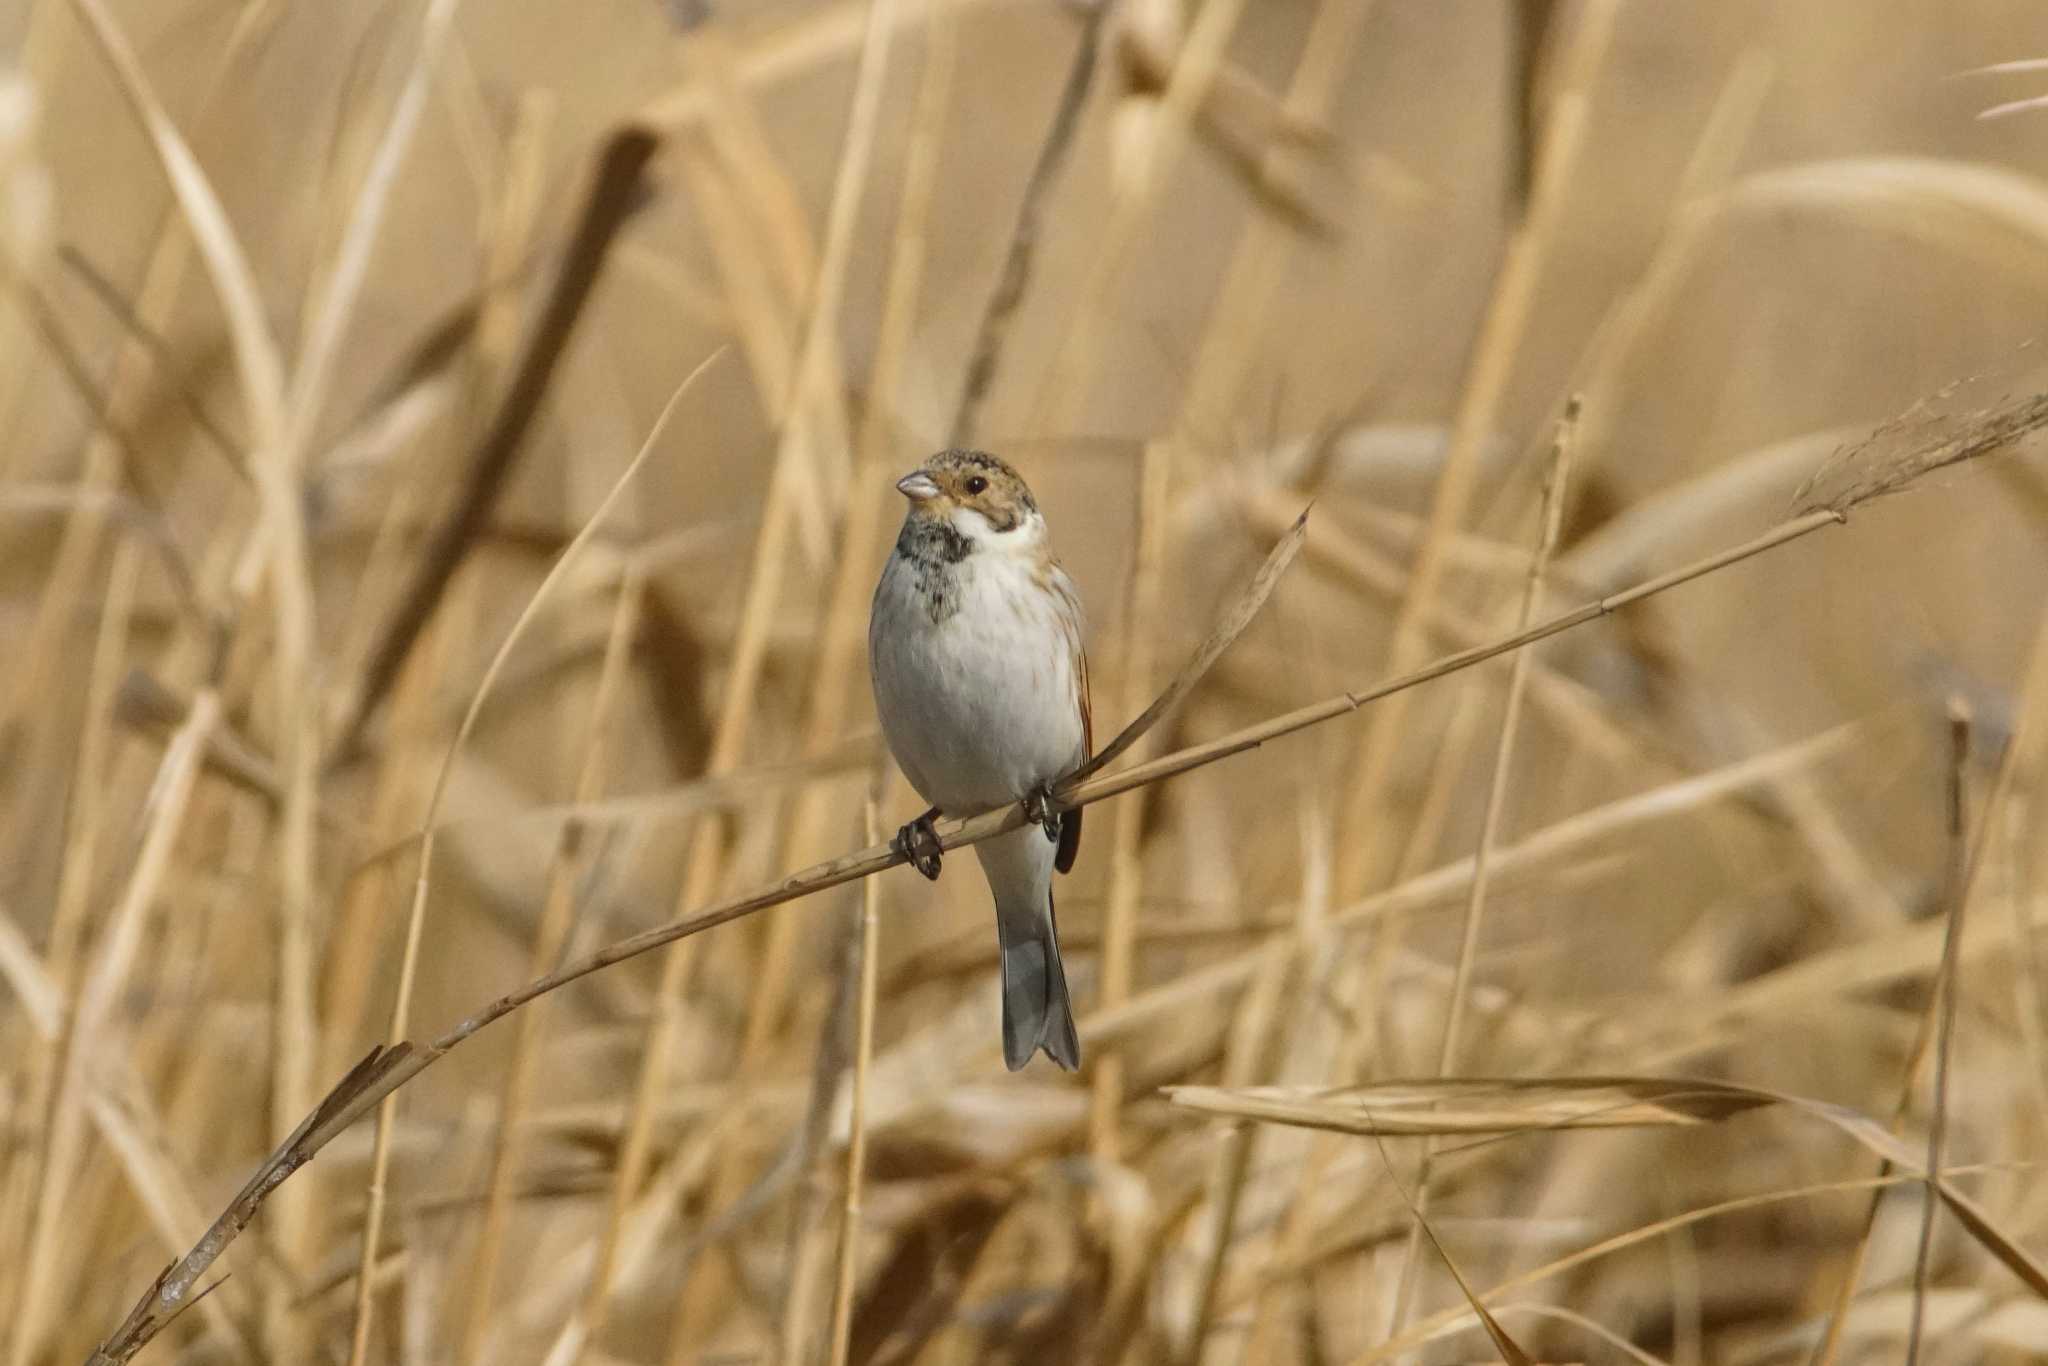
[[912, 448, 1040, 533]]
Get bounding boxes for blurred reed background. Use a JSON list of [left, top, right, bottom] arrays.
[[4, 0, 2048, 1362]]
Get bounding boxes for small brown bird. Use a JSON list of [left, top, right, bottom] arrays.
[[868, 450, 1091, 1070]]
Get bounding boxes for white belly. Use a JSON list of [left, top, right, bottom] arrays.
[[870, 549, 1087, 815]]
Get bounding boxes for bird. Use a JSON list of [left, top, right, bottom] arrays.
[[869, 449, 1091, 1071]]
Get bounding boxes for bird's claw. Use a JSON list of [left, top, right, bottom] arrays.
[[894, 811, 943, 881], [1023, 785, 1061, 844]]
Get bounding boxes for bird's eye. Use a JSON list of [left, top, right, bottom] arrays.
[[963, 475, 988, 496]]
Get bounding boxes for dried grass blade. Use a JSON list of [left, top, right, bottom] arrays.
[[1354, 1170, 1960, 1364], [1907, 704, 1974, 1364], [1363, 1117, 1533, 1364], [344, 350, 723, 1365], [281, 0, 460, 454], [1167, 1076, 1779, 1137], [1068, 502, 1309, 785], [949, 0, 1112, 445], [336, 122, 664, 756], [1978, 94, 2048, 121], [827, 800, 884, 1366], [66, 0, 285, 444], [1174, 1063, 2048, 1312], [75, 353, 2036, 1362]]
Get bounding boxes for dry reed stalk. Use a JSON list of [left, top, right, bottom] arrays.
[[1243, 685, 1487, 1363], [1072, 506, 1310, 787], [1331, 0, 1617, 901], [1351, 1163, 2016, 1366], [341, 741, 878, 886], [236, 14, 462, 1353], [456, 573, 646, 1365], [674, 38, 818, 314], [335, 121, 661, 757], [1089, 437, 1172, 1164], [772, 944, 852, 1365], [652, 0, 994, 110], [613, 239, 731, 328], [2003, 622, 2048, 1135], [81, 386, 2034, 1360], [1573, 156, 2048, 492], [0, 0, 60, 452], [1172, 0, 1375, 447], [1178, 935, 1300, 1363], [1083, 715, 1877, 1066], [1905, 703, 1974, 1366], [749, 0, 954, 1081], [1, 277, 172, 504], [345, 360, 717, 1366], [12, 690, 222, 1366], [1626, 865, 2048, 1082], [37, 537, 137, 981], [652, 26, 854, 556], [730, 0, 942, 1080], [532, 79, 836, 1366], [1233, 761, 1345, 1363], [764, 25, 963, 1348], [1689, 700, 1908, 939], [1807, 645, 2046, 1366], [665, 131, 799, 421], [827, 800, 885, 1366], [1332, 494, 1593, 591], [1519, 48, 1772, 516], [319, 92, 552, 1078], [1389, 400, 1578, 1332], [571, 7, 907, 1357], [949, 0, 1112, 446], [331, 91, 553, 697], [62, 0, 286, 475], [317, 611, 453, 1071], [1151, 530, 1316, 1366], [1366, 1125, 1536, 1364], [1496, 1303, 1673, 1366], [0, 3, 268, 765], [1025, 0, 1250, 439], [1242, 489, 1657, 775], [1458, 57, 1777, 581], [3, 541, 136, 1327]]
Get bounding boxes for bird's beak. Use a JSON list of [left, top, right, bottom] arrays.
[[895, 471, 942, 502]]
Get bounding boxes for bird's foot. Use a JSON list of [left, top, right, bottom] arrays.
[[893, 808, 943, 881], [1022, 785, 1062, 844]]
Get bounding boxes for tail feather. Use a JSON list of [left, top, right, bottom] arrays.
[[998, 893, 1081, 1071]]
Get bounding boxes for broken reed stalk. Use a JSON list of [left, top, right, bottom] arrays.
[[344, 355, 722, 1366], [1905, 702, 1973, 1366], [948, 0, 1112, 446], [1331, 0, 1619, 900], [1809, 617, 2047, 1366], [455, 571, 647, 1366], [83, 384, 2043, 1362], [334, 122, 662, 760], [1390, 397, 1578, 1335], [586, 9, 912, 1354], [827, 801, 884, 1366], [1091, 439, 1173, 1163]]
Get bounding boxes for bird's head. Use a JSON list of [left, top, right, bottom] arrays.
[[894, 449, 1045, 552]]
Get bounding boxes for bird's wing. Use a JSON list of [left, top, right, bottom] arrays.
[[1057, 612, 1090, 877]]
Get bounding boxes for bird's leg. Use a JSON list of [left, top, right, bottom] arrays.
[[893, 807, 944, 881], [1022, 785, 1062, 844]]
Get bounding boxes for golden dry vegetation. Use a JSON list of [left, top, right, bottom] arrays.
[[4, 0, 2048, 1363]]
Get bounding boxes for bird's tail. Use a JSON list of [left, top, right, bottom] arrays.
[[997, 889, 1080, 1072]]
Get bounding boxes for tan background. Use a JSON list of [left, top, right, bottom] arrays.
[[3, 0, 2048, 1362]]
